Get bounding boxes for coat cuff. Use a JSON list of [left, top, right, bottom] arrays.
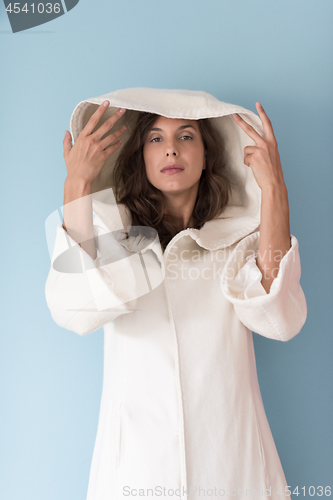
[[45, 223, 141, 335], [224, 252, 268, 300], [220, 231, 307, 341]]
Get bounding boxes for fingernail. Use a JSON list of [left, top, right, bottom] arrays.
[[119, 108, 126, 114], [256, 102, 262, 107], [231, 113, 238, 117], [103, 100, 110, 107]]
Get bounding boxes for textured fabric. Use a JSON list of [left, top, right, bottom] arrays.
[[220, 231, 306, 341], [45, 88, 307, 500]]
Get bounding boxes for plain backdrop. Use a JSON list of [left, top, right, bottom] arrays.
[[1, 1, 332, 499]]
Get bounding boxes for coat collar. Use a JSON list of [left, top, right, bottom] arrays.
[[92, 189, 261, 267]]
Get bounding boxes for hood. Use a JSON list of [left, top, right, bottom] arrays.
[[69, 87, 263, 251]]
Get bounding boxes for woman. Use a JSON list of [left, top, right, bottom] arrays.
[[45, 87, 307, 500]]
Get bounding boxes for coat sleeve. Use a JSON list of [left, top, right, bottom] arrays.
[[45, 220, 140, 336], [220, 231, 307, 341]]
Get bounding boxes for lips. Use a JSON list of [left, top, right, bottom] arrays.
[[161, 164, 184, 174]]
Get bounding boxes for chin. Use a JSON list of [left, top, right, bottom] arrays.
[[148, 175, 200, 195], [158, 180, 188, 190]]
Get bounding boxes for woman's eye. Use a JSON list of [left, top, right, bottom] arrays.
[[150, 135, 192, 143]]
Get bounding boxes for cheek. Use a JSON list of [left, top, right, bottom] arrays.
[[190, 145, 205, 167]]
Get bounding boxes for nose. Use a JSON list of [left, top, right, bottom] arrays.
[[165, 139, 178, 157]]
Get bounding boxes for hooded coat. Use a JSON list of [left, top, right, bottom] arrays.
[[45, 88, 307, 500]]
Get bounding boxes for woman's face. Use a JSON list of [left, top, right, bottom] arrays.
[[143, 116, 206, 196]]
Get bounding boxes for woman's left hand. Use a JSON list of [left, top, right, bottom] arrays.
[[231, 102, 286, 192], [232, 102, 291, 293]]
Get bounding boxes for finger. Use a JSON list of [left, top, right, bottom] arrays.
[[81, 102, 126, 137], [244, 145, 256, 156], [103, 138, 123, 157], [244, 153, 253, 167], [63, 130, 72, 160], [81, 101, 111, 136], [255, 102, 276, 142], [93, 107, 127, 141], [100, 124, 127, 150], [231, 113, 265, 146]]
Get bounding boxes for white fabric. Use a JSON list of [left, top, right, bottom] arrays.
[[45, 88, 307, 500], [228, 254, 267, 300]]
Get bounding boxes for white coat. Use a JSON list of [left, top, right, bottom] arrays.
[[45, 88, 307, 500]]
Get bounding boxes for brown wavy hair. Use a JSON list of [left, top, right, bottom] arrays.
[[112, 112, 231, 252]]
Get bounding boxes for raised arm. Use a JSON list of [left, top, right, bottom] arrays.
[[232, 102, 291, 293], [45, 103, 137, 336], [220, 103, 307, 341], [62, 101, 127, 260]]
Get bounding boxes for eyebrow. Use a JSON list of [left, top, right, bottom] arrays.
[[149, 125, 197, 132]]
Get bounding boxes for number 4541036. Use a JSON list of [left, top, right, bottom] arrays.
[[5, 3, 61, 14], [277, 485, 332, 497]]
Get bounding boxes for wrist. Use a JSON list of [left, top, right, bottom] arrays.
[[261, 183, 289, 208], [64, 175, 93, 201]]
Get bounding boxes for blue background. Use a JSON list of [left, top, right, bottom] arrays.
[[1, 1, 332, 499]]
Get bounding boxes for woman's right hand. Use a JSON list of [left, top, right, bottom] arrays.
[[63, 101, 127, 185]]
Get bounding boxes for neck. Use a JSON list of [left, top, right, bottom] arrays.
[[162, 185, 199, 230]]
